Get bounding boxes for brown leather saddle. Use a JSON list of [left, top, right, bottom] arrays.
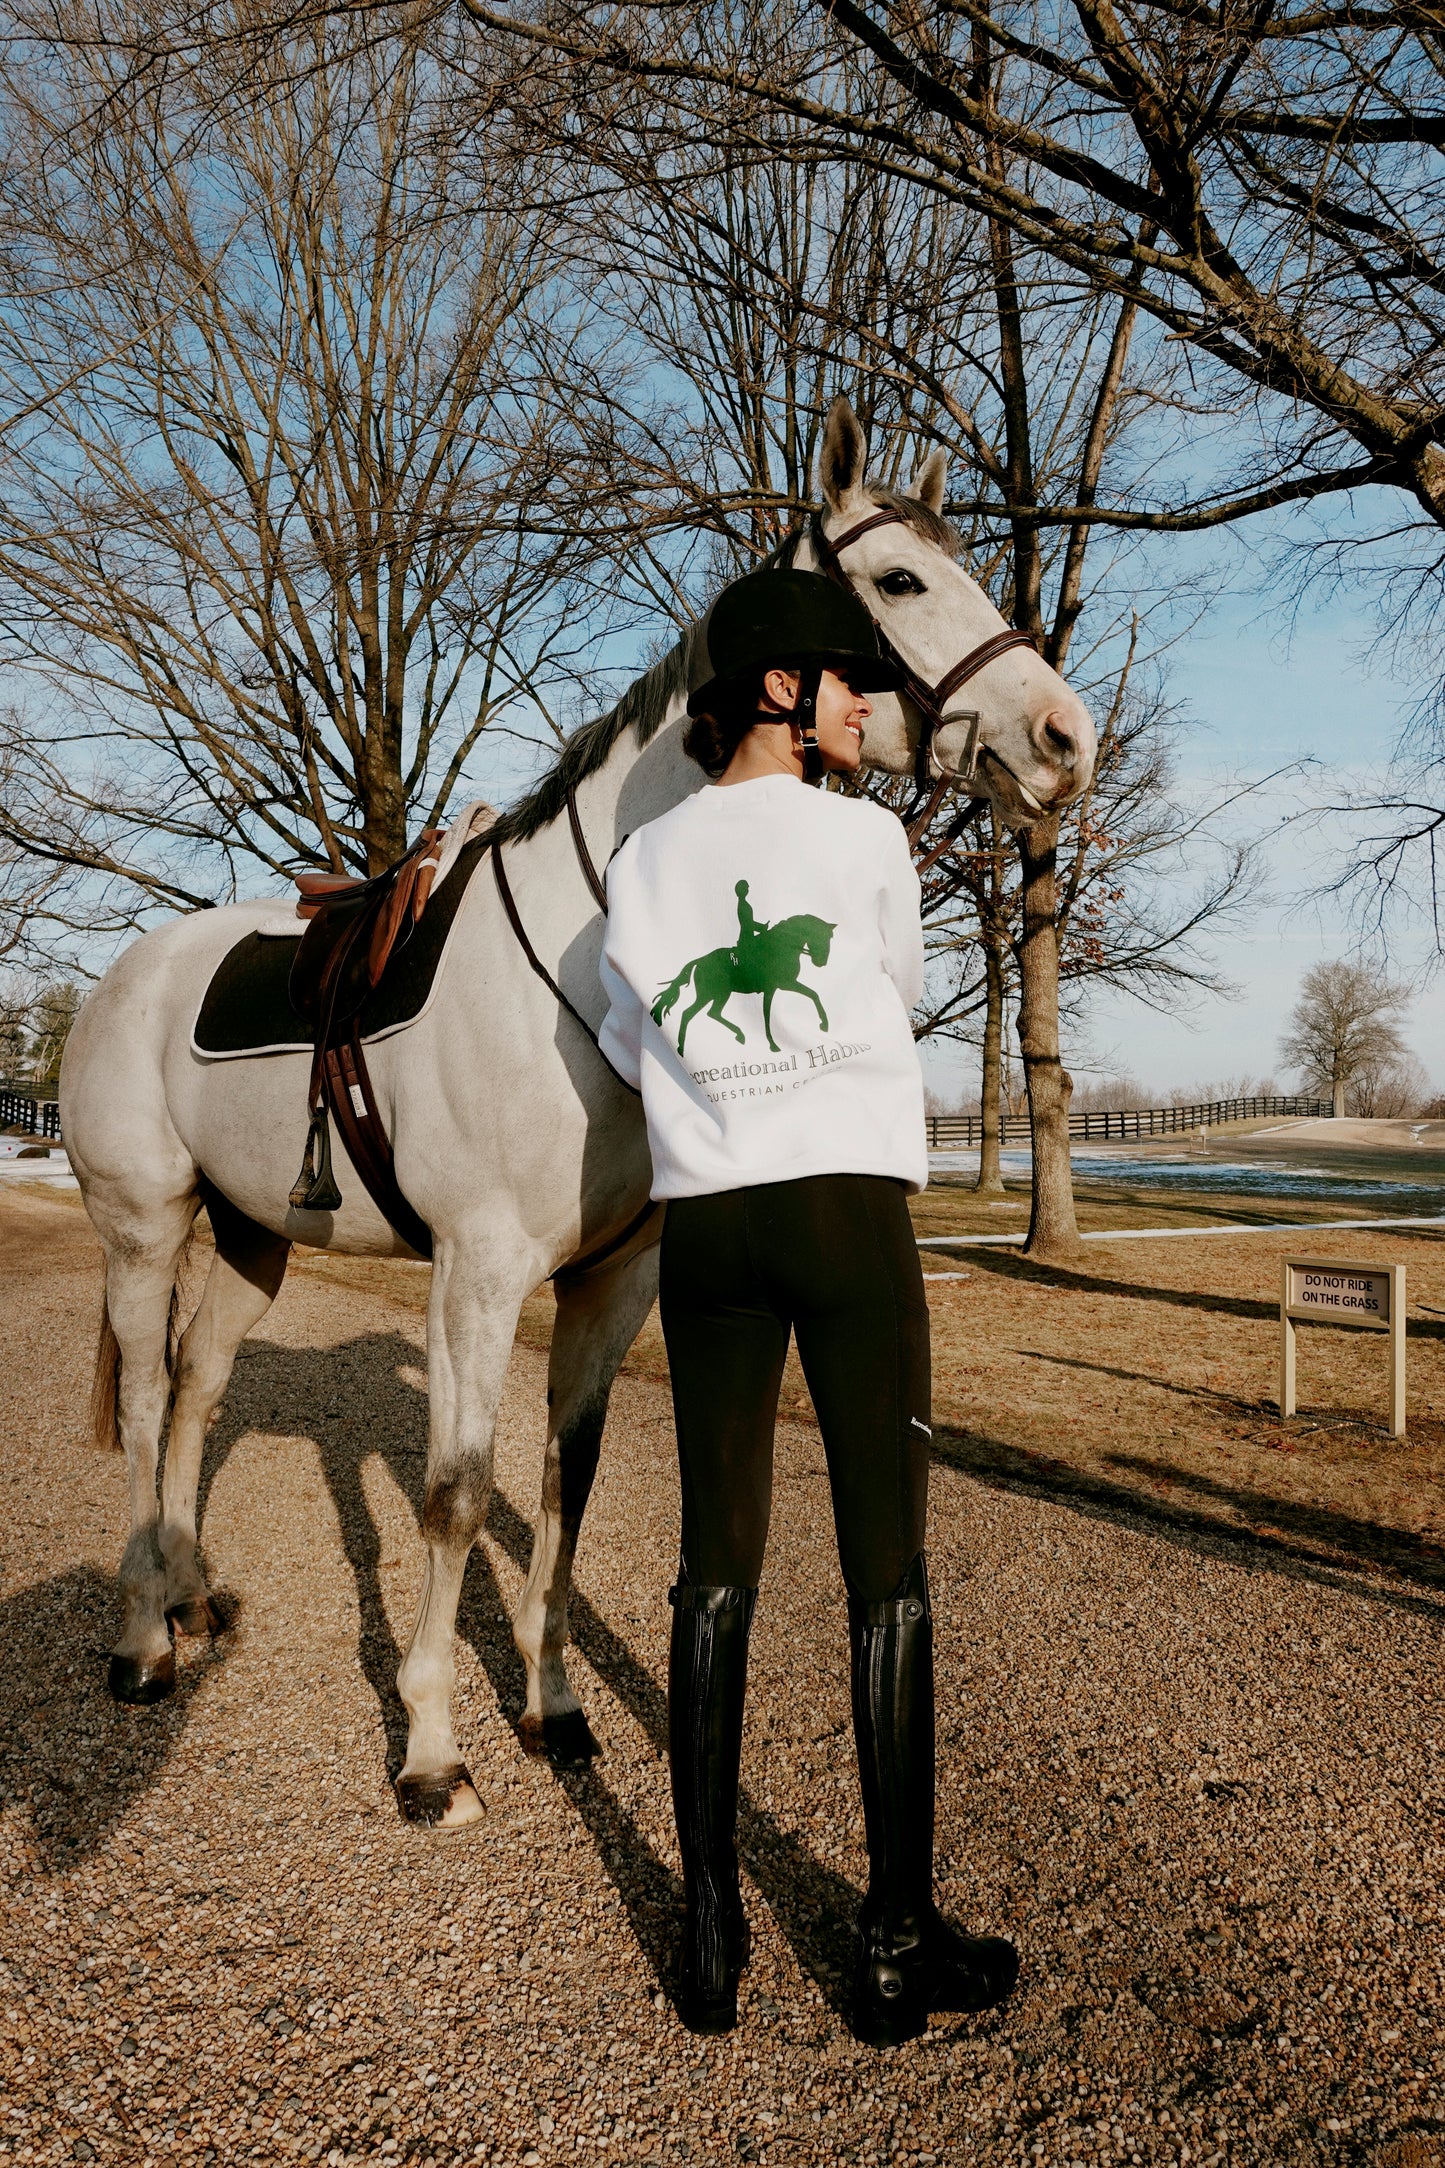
[[287, 829, 444, 1256], [278, 800, 658, 1285]]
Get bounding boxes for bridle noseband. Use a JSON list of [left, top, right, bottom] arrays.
[[810, 508, 1039, 849]]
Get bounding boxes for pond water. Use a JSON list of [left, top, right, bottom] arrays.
[[928, 1148, 1445, 1203], [6, 1137, 1442, 1207]]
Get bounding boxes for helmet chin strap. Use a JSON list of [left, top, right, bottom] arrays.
[[792, 661, 826, 785]]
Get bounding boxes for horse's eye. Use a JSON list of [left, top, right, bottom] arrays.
[[877, 569, 925, 598]]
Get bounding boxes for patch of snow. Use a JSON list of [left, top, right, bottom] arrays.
[[0, 1141, 78, 1187]]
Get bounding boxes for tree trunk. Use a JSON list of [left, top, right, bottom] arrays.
[[1332, 1077, 1346, 1118], [975, 930, 1007, 1196], [1016, 816, 1081, 1262], [363, 702, 411, 872]]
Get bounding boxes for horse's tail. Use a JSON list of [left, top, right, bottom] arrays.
[[89, 1294, 121, 1453], [650, 962, 696, 1026], [88, 1228, 194, 1453]]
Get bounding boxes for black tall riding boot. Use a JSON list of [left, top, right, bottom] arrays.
[[849, 1554, 1019, 2047], [668, 1581, 757, 2035]]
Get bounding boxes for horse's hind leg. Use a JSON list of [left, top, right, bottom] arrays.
[[513, 1235, 661, 1767], [706, 997, 745, 1044], [98, 1196, 202, 1703], [160, 1190, 290, 1636]]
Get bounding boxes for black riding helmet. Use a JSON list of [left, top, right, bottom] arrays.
[[687, 567, 903, 717]]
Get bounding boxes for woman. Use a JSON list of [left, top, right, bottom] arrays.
[[599, 567, 1018, 2048]]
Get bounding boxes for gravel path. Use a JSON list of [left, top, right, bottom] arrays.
[[1, 1191, 1441, 2168]]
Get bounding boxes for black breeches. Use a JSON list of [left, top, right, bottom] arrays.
[[658, 1173, 931, 1604]]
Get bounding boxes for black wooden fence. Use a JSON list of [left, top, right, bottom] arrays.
[[0, 1086, 62, 1140], [0, 1083, 1336, 1154], [926, 1093, 1333, 1150]]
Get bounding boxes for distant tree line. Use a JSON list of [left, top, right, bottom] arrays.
[[0, 981, 80, 1093]]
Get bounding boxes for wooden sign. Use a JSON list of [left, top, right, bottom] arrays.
[[1279, 1256, 1405, 1436]]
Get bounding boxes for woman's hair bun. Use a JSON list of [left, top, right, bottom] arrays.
[[682, 668, 770, 778]]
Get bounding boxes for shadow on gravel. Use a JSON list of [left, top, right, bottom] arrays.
[[201, 1328, 438, 1777], [482, 1488, 864, 2014], [933, 1422, 1445, 1618], [187, 1329, 951, 2010], [0, 1562, 230, 1871], [197, 1331, 861, 2006]]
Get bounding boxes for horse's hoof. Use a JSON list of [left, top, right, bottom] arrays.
[[108, 1650, 177, 1704], [396, 1765, 484, 1830], [519, 1708, 601, 1768], [165, 1595, 222, 1639]]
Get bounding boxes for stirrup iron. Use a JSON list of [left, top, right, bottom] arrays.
[[289, 1103, 342, 1212]]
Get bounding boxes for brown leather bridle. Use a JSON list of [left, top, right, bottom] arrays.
[[810, 507, 1040, 854]]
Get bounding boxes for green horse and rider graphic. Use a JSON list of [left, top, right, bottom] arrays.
[[651, 880, 836, 1056]]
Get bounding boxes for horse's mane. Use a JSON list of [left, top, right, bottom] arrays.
[[488, 487, 959, 845], [486, 635, 695, 848]]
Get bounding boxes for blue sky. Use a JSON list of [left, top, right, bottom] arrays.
[[919, 543, 1445, 1107]]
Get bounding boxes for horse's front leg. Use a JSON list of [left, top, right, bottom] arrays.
[[513, 1234, 661, 1766], [395, 1237, 530, 1829]]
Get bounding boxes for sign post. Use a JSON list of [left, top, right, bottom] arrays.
[[1279, 1257, 1406, 1437]]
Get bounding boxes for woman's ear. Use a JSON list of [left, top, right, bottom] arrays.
[[761, 667, 800, 712]]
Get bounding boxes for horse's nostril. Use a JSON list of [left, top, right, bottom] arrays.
[[1041, 710, 1078, 761]]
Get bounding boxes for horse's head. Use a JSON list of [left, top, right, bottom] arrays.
[[798, 916, 835, 965], [799, 398, 1095, 825]]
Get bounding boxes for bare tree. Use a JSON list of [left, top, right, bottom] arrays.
[[1279, 959, 1410, 1117], [23, 982, 82, 1091], [924, 811, 1015, 1195], [1353, 1051, 1429, 1120], [0, 980, 27, 1080], [520, 21, 1257, 1257], [470, 0, 1445, 545], [909, 665, 1258, 1195], [1312, 741, 1445, 970], [0, 6, 622, 950]]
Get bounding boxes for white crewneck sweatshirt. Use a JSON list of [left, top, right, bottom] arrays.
[[599, 774, 928, 1199]]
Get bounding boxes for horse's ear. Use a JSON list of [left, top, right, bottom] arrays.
[[819, 395, 868, 513], [906, 446, 948, 514]]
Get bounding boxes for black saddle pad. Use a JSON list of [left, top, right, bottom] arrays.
[[193, 836, 490, 1057]]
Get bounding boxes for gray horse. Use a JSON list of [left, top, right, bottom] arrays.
[[61, 399, 1095, 1828]]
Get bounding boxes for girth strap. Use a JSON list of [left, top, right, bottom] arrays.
[[322, 1030, 434, 1259], [284, 815, 649, 1278]]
